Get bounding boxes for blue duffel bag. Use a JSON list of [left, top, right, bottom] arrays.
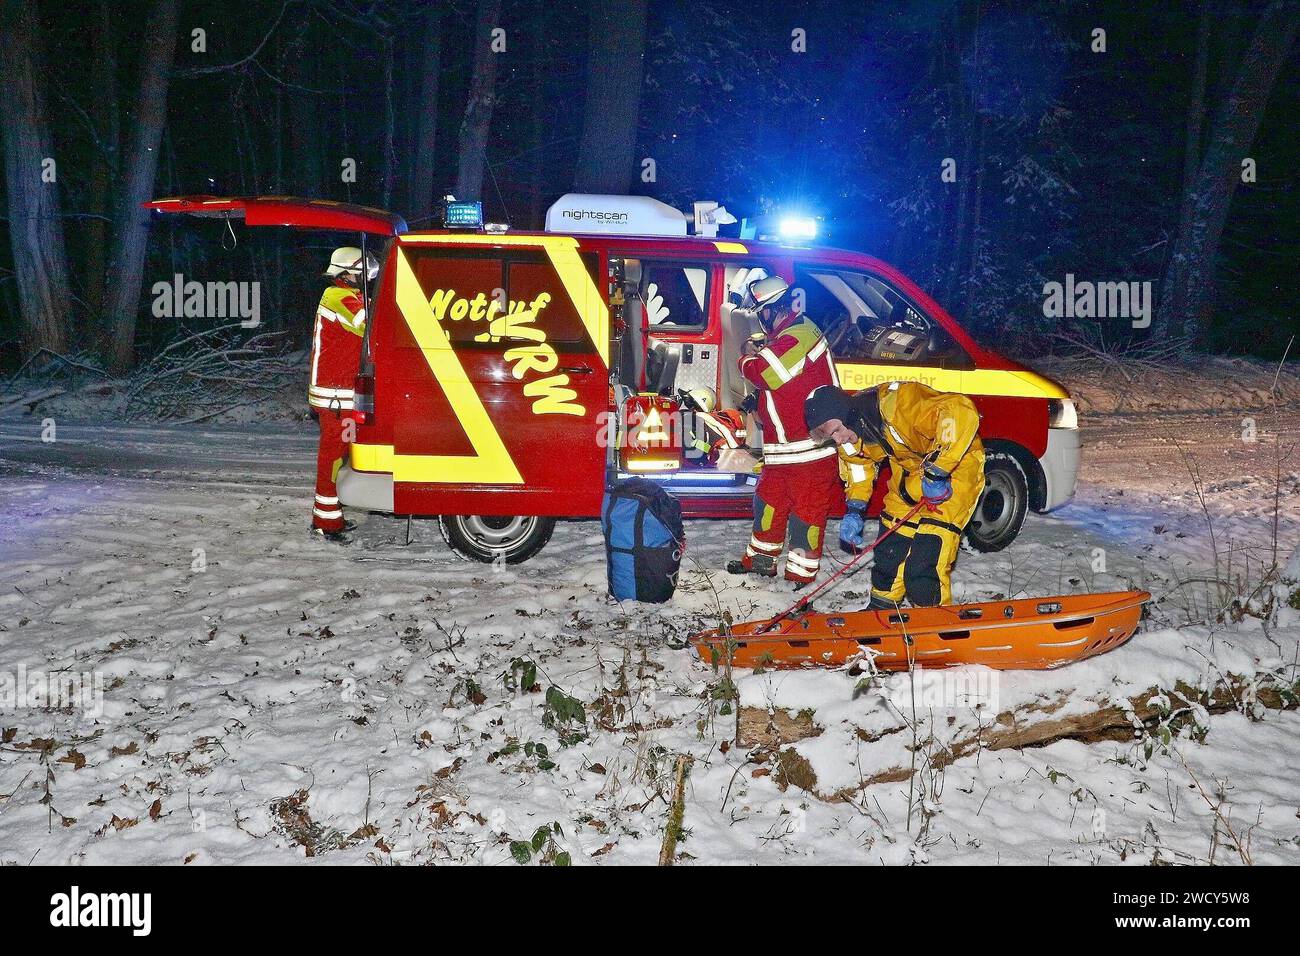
[[601, 478, 685, 603]]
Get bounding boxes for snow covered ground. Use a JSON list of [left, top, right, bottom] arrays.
[[0, 404, 1296, 866]]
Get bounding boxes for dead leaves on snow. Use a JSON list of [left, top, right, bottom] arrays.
[[269, 788, 390, 857], [56, 750, 86, 770]]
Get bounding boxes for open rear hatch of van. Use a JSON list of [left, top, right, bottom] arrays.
[[144, 195, 406, 235]]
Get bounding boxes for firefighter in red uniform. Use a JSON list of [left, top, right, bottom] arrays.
[[308, 247, 375, 541], [726, 276, 842, 586]]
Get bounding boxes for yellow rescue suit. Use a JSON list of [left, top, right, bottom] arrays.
[[839, 382, 984, 606]]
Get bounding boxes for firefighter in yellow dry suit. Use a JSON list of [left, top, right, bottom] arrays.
[[805, 381, 985, 608]]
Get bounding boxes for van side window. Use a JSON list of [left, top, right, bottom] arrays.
[[402, 253, 504, 348], [400, 250, 595, 351], [505, 256, 590, 346], [795, 267, 972, 369], [635, 260, 710, 331]]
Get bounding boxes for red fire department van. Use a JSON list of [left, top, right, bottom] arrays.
[[147, 194, 1080, 563]]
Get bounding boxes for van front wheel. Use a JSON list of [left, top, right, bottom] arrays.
[[437, 514, 555, 564], [964, 452, 1029, 553]]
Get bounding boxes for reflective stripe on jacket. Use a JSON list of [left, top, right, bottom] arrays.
[[738, 315, 839, 465], [308, 284, 366, 410]]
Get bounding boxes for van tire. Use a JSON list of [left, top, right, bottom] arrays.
[[965, 452, 1028, 553], [438, 515, 555, 564]]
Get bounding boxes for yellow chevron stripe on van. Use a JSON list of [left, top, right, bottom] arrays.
[[713, 241, 748, 254], [398, 234, 609, 368], [835, 363, 1068, 399], [382, 248, 523, 484]]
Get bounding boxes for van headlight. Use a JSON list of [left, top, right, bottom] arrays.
[[1048, 399, 1078, 430]]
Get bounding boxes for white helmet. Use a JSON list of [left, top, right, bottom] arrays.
[[686, 387, 717, 414], [745, 275, 790, 311], [325, 247, 379, 281]]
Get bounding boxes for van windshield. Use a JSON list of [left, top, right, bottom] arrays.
[[795, 267, 972, 369]]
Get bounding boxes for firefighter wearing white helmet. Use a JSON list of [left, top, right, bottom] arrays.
[[726, 273, 842, 587], [326, 246, 379, 280], [308, 247, 376, 541]]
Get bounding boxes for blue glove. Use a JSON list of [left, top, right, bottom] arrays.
[[839, 502, 867, 549], [921, 467, 953, 506]]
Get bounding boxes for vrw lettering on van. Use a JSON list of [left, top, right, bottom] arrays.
[[426, 287, 584, 416]]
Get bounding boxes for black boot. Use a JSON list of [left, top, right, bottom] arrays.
[[310, 526, 351, 544], [726, 558, 777, 577]]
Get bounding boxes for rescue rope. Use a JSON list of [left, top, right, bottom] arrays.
[[754, 499, 930, 634]]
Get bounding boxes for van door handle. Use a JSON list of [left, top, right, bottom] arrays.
[[558, 364, 593, 374]]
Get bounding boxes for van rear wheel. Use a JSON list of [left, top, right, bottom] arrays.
[[437, 514, 555, 564], [965, 452, 1028, 553]]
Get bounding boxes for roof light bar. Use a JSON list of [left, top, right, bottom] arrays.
[[444, 201, 483, 229]]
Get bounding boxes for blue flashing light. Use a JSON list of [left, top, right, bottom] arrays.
[[444, 201, 483, 229], [778, 216, 817, 241]]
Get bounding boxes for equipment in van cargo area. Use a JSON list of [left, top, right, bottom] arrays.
[[601, 479, 685, 603], [689, 590, 1151, 671]]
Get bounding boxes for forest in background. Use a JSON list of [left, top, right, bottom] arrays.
[[1, 0, 1297, 375]]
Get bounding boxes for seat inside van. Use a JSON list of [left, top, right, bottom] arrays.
[[619, 259, 646, 391], [625, 258, 710, 397], [721, 266, 763, 410]]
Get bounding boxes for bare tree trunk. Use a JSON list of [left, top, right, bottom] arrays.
[[271, 27, 285, 333], [1155, 1, 1299, 345], [286, 10, 321, 197], [1182, 3, 1210, 211], [941, 7, 979, 313], [454, 0, 502, 203], [0, 0, 74, 360], [381, 34, 396, 210], [572, 0, 649, 194], [1156, 1, 1209, 338], [409, 5, 443, 224], [961, 117, 987, 324], [83, 0, 120, 321], [101, 0, 179, 372], [526, 0, 549, 228]]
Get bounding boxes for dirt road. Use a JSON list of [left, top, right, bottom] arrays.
[[3, 407, 1294, 513], [1079, 406, 1299, 498]]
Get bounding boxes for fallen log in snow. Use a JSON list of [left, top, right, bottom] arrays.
[[0, 387, 65, 414], [742, 674, 1297, 801]]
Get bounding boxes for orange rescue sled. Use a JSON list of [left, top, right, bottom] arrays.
[[690, 590, 1151, 671]]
